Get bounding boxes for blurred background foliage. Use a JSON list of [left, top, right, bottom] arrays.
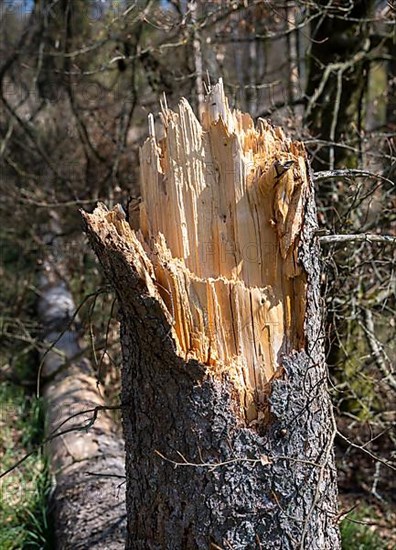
[[0, 0, 395, 547]]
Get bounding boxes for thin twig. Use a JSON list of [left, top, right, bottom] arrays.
[[313, 169, 394, 187], [319, 234, 396, 245], [360, 308, 396, 391], [0, 404, 123, 480], [336, 431, 396, 471], [154, 449, 322, 470]]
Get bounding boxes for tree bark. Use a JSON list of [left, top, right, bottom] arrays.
[[83, 80, 340, 549], [38, 214, 126, 549]]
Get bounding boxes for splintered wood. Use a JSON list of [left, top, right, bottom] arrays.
[[104, 80, 309, 423]]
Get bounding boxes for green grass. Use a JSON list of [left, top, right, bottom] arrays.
[[340, 508, 387, 550], [0, 383, 54, 549]]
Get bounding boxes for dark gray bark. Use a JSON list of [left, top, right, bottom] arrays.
[[83, 176, 340, 549]]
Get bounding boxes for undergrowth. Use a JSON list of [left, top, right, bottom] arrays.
[[0, 383, 54, 549], [340, 507, 387, 550]]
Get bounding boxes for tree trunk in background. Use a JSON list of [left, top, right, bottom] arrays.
[[83, 80, 340, 549], [38, 213, 126, 549], [304, 1, 377, 375], [189, 1, 205, 118], [305, 0, 375, 170], [386, 36, 396, 181]]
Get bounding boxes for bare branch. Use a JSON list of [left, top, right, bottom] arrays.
[[360, 308, 396, 392], [314, 169, 395, 187], [319, 234, 396, 245], [0, 404, 123, 481]]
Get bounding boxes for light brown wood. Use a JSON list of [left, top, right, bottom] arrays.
[[101, 79, 309, 423]]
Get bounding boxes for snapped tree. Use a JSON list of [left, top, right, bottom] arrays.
[[83, 80, 340, 549]]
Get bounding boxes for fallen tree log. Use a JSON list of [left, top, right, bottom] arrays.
[[83, 80, 340, 548], [38, 214, 126, 549]]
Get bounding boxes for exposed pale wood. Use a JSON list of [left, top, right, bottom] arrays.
[[106, 79, 309, 423]]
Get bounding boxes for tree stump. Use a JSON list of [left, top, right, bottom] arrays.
[[83, 79, 340, 549]]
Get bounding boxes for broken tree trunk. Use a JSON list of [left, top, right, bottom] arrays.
[[38, 213, 126, 549], [83, 80, 340, 549]]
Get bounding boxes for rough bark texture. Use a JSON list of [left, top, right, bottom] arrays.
[[38, 215, 126, 549], [83, 80, 340, 549]]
